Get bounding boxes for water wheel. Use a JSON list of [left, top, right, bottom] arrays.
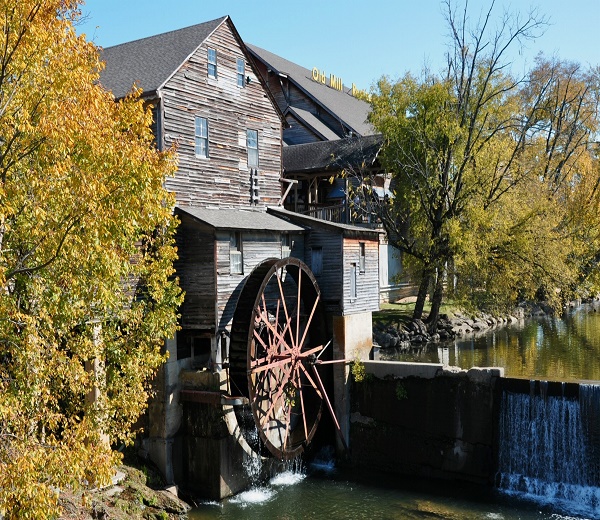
[[229, 257, 332, 460]]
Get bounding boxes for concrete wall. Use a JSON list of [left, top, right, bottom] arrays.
[[332, 312, 373, 454], [349, 361, 503, 485]]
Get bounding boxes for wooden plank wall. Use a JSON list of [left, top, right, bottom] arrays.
[[284, 113, 322, 145], [175, 216, 216, 330], [303, 226, 344, 313], [216, 231, 305, 331], [342, 237, 379, 315], [160, 20, 282, 209]]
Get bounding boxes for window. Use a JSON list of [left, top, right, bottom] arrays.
[[207, 48, 217, 78], [247, 129, 258, 168], [237, 58, 245, 87], [359, 242, 366, 273], [195, 116, 208, 158], [230, 232, 243, 274], [311, 247, 323, 275], [350, 263, 357, 300], [176, 330, 211, 367], [281, 234, 291, 258]]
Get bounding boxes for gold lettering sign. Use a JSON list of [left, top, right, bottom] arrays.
[[311, 67, 368, 98], [312, 67, 326, 84], [312, 67, 342, 92]]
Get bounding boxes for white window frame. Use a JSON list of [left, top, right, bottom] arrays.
[[247, 129, 259, 168], [195, 116, 208, 158], [359, 242, 366, 273], [281, 234, 291, 258], [207, 48, 217, 78], [350, 263, 357, 300], [230, 232, 243, 274], [237, 58, 245, 87]]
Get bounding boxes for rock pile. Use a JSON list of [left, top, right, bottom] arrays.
[[373, 308, 526, 349]]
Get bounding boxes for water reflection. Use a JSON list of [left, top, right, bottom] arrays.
[[380, 304, 600, 382]]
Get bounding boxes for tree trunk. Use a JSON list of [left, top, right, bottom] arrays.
[[413, 268, 432, 320], [426, 266, 445, 332]]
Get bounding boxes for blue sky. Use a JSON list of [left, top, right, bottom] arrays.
[[77, 0, 599, 91]]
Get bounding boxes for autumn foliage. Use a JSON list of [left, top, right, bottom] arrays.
[[0, 1, 182, 517]]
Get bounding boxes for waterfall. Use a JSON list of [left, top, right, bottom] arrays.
[[497, 383, 600, 517]]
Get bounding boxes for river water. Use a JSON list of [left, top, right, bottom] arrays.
[[189, 463, 581, 519], [189, 305, 600, 519], [380, 303, 600, 381]]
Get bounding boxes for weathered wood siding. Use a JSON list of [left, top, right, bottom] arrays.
[[160, 20, 282, 209], [284, 113, 322, 145], [342, 237, 379, 315], [303, 226, 344, 313], [216, 231, 305, 331], [175, 216, 216, 330]]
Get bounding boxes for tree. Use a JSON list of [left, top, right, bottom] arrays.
[[365, 0, 599, 329], [0, 2, 182, 517]]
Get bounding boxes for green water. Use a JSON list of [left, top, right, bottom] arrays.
[[382, 303, 600, 381], [189, 466, 586, 519]]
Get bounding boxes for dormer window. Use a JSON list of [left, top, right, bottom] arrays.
[[207, 48, 217, 78]]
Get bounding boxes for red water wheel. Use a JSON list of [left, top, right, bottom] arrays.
[[229, 257, 332, 460]]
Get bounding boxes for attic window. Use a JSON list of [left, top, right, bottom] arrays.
[[237, 58, 245, 87], [208, 48, 217, 78]]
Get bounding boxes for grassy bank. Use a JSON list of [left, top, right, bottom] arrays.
[[374, 300, 459, 329]]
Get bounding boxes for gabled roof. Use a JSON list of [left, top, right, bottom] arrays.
[[100, 17, 227, 99], [283, 134, 383, 175], [247, 44, 374, 138], [175, 206, 304, 232]]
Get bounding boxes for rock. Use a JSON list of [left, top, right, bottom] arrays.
[[472, 320, 488, 330]]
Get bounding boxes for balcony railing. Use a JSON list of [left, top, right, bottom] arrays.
[[283, 201, 382, 228], [304, 203, 346, 223]]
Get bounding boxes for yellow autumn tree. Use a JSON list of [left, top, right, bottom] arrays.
[[0, 1, 182, 518]]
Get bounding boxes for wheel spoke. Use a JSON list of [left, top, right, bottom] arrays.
[[282, 397, 292, 451], [297, 293, 321, 351], [299, 362, 323, 399], [295, 268, 302, 350], [250, 355, 292, 374], [276, 268, 295, 349], [254, 313, 291, 356], [312, 365, 348, 451], [259, 362, 293, 430], [296, 366, 309, 441]]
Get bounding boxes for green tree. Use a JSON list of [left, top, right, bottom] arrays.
[[0, 1, 182, 517], [366, 1, 598, 329]]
